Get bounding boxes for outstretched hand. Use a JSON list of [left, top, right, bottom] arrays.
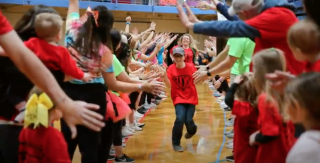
[[265, 70, 296, 94], [58, 99, 105, 139], [184, 2, 200, 23], [176, 3, 194, 29], [192, 70, 208, 84]]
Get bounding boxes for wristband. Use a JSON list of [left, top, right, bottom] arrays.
[[126, 22, 131, 25], [151, 30, 155, 33], [137, 84, 142, 90], [207, 70, 212, 76]]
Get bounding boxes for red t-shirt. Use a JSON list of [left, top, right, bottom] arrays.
[[0, 11, 13, 35], [170, 46, 194, 64], [245, 7, 304, 75], [304, 60, 320, 72], [167, 63, 198, 105], [19, 126, 70, 163], [24, 38, 84, 79], [232, 101, 258, 163], [255, 93, 290, 163]]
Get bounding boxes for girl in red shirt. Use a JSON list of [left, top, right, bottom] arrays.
[[163, 47, 198, 152], [249, 48, 293, 163], [19, 90, 70, 163], [224, 73, 259, 163], [169, 34, 198, 65]]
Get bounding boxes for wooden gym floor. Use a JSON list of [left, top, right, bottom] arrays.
[[55, 84, 232, 163]]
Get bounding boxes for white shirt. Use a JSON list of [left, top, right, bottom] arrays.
[[286, 130, 320, 163]]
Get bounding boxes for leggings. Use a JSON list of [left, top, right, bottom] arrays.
[[0, 125, 22, 163], [61, 83, 107, 163], [113, 120, 123, 146], [139, 92, 153, 106], [129, 91, 140, 110]]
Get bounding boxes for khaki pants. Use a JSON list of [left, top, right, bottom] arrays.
[[230, 74, 238, 86]]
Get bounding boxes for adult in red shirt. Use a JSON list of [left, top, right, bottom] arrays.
[[163, 47, 198, 152], [169, 34, 197, 65], [177, 0, 304, 80]]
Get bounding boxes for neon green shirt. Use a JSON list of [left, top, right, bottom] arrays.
[[112, 55, 124, 96], [227, 38, 255, 75]]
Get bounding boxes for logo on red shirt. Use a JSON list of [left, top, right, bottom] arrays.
[[173, 75, 192, 91]]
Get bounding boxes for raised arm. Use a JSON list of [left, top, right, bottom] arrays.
[[67, 0, 79, 16]]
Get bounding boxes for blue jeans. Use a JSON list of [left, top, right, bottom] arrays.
[[172, 104, 197, 145]]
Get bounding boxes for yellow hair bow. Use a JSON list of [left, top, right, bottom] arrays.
[[24, 93, 54, 129]]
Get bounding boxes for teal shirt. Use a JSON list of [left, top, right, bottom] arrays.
[[227, 38, 255, 75]]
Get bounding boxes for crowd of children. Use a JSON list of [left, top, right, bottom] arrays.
[[0, 0, 320, 163]]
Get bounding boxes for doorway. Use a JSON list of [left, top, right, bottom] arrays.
[[166, 33, 184, 67]]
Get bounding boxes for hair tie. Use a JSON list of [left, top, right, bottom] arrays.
[[24, 93, 53, 129], [86, 6, 99, 27]]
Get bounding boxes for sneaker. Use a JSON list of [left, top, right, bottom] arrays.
[[213, 91, 221, 97], [220, 101, 228, 109], [224, 129, 233, 135], [226, 132, 234, 139], [226, 142, 233, 149], [126, 125, 135, 133], [159, 93, 167, 98], [115, 154, 135, 163], [130, 123, 142, 131], [224, 107, 232, 112], [137, 107, 147, 114], [226, 139, 233, 144], [108, 155, 115, 160], [135, 120, 145, 128], [134, 111, 144, 118], [226, 155, 234, 162], [122, 127, 133, 137], [173, 145, 184, 152], [217, 96, 225, 101]]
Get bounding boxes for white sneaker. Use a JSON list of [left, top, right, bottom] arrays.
[[125, 125, 135, 133], [122, 127, 133, 137], [134, 111, 144, 118], [130, 123, 142, 131], [227, 139, 233, 144], [217, 96, 225, 101], [220, 101, 228, 109], [135, 120, 144, 126], [226, 142, 233, 149], [159, 93, 167, 98]]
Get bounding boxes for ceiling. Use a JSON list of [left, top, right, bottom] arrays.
[[0, 4, 217, 22]]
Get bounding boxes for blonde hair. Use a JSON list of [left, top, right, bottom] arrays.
[[285, 72, 320, 125], [252, 48, 286, 115], [236, 73, 258, 109], [287, 18, 320, 55], [178, 34, 199, 51], [34, 13, 63, 40]]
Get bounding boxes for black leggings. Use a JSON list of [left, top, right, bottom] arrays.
[[139, 91, 153, 106], [215, 76, 229, 93], [61, 83, 107, 163], [129, 91, 140, 110], [0, 125, 22, 163], [113, 120, 123, 146]]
